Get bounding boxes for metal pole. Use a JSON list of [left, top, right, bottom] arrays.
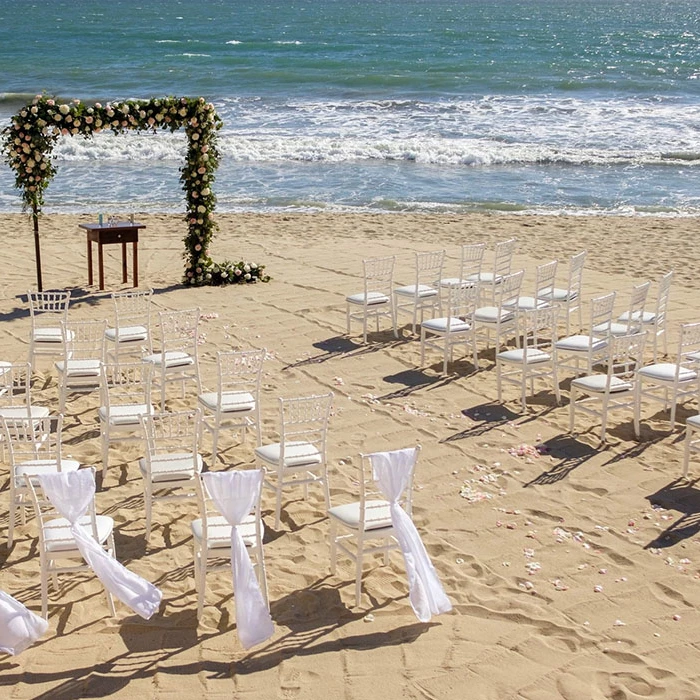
[[32, 205, 43, 292]]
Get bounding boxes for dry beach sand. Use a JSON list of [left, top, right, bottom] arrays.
[[0, 212, 699, 698]]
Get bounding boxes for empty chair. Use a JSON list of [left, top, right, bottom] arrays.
[[467, 238, 516, 304], [25, 467, 116, 619], [472, 269, 524, 353], [593, 282, 650, 337], [328, 446, 452, 620], [105, 288, 153, 365], [634, 322, 700, 435], [681, 415, 700, 478], [538, 250, 587, 335], [144, 308, 201, 410], [256, 392, 333, 530], [346, 256, 398, 344], [2, 414, 80, 548], [27, 289, 71, 371], [437, 242, 485, 290], [139, 409, 203, 542], [0, 361, 50, 426], [198, 348, 265, 465], [99, 361, 154, 481], [192, 470, 273, 649], [555, 291, 616, 377], [496, 304, 561, 411], [55, 319, 107, 413], [570, 332, 646, 442], [394, 250, 444, 336], [618, 271, 673, 362], [504, 259, 558, 311], [420, 282, 479, 375]]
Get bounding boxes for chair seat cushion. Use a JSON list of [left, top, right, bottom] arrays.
[[421, 317, 471, 333], [637, 363, 698, 382], [438, 277, 475, 289], [538, 287, 577, 302], [139, 452, 203, 482], [0, 405, 51, 421], [32, 328, 68, 343], [394, 284, 438, 299], [255, 441, 322, 468], [687, 351, 700, 363], [555, 334, 607, 352], [497, 348, 552, 364], [99, 403, 153, 426], [191, 513, 259, 548], [328, 499, 393, 530], [104, 325, 148, 343], [687, 414, 700, 429], [198, 391, 256, 413], [44, 515, 114, 552], [474, 306, 515, 324], [346, 292, 390, 306], [503, 296, 546, 311], [592, 321, 635, 336], [571, 375, 633, 393], [15, 459, 81, 480], [143, 351, 195, 368], [467, 272, 502, 284], [55, 359, 102, 377], [617, 310, 656, 324]]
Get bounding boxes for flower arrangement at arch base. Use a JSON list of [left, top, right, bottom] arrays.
[[2, 94, 269, 287]]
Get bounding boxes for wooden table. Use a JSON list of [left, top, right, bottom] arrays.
[[79, 222, 145, 291]]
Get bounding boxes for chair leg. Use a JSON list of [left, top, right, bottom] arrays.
[[633, 382, 642, 439], [211, 428, 219, 467], [354, 542, 364, 608], [496, 362, 503, 403], [257, 550, 270, 608], [145, 484, 153, 542], [274, 480, 283, 531], [102, 432, 110, 482], [329, 519, 338, 574], [682, 427, 692, 478], [569, 386, 577, 432], [197, 557, 206, 621]]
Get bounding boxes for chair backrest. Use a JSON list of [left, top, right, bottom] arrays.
[[28, 290, 71, 323], [534, 260, 558, 297], [677, 322, 700, 367], [359, 446, 421, 525], [446, 282, 479, 321], [278, 393, 333, 456], [495, 269, 524, 308], [141, 409, 201, 460], [566, 250, 587, 296], [157, 308, 200, 355], [604, 331, 647, 385], [100, 361, 153, 411], [588, 292, 616, 332], [362, 256, 395, 294], [25, 467, 100, 551], [520, 304, 559, 352], [61, 319, 108, 362], [624, 281, 651, 330], [414, 250, 445, 284], [653, 271, 673, 325], [1, 414, 64, 467], [216, 348, 265, 401], [457, 243, 485, 281], [493, 238, 516, 278], [112, 288, 153, 327], [0, 362, 33, 410]]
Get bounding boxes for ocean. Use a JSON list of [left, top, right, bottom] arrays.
[[1, 0, 699, 216]]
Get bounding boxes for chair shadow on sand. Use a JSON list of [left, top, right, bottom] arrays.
[[0, 577, 432, 698], [283, 334, 403, 370], [645, 476, 700, 550]]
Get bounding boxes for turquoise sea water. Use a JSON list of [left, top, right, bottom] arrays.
[[0, 0, 699, 215]]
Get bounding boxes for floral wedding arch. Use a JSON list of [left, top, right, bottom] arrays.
[[2, 95, 268, 290]]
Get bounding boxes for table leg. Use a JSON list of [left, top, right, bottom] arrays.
[[133, 241, 139, 288], [121, 241, 128, 283], [98, 242, 105, 291], [87, 236, 93, 286]]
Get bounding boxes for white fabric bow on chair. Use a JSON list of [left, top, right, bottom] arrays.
[[38, 469, 162, 620], [202, 470, 274, 649], [0, 590, 48, 655], [369, 448, 452, 623]]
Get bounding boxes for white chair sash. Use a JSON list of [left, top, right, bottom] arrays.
[[203, 470, 273, 649], [369, 448, 452, 623], [0, 590, 48, 655], [38, 470, 162, 620]]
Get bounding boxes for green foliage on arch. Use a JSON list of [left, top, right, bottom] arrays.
[[2, 95, 269, 286]]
